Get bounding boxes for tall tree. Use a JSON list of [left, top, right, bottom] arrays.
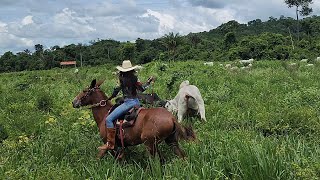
[[24, 49, 31, 55], [161, 32, 181, 60], [224, 32, 237, 49], [135, 38, 146, 52], [34, 44, 44, 54], [284, 0, 313, 40], [121, 42, 135, 61], [189, 34, 201, 48]]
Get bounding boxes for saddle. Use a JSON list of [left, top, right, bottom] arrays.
[[108, 101, 143, 128]]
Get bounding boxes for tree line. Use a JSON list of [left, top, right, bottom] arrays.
[[1, 14, 320, 73]]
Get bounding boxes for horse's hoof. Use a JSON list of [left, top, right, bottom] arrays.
[[116, 152, 125, 161], [97, 149, 106, 159]]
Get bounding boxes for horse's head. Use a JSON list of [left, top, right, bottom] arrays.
[[72, 79, 106, 108]]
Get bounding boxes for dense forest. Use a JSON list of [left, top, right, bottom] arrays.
[[1, 15, 320, 73]]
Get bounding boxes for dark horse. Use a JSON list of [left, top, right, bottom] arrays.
[[72, 79, 195, 160]]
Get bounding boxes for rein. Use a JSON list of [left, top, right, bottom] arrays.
[[84, 99, 108, 109]]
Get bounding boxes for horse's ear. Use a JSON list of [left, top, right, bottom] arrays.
[[90, 79, 96, 88], [96, 80, 105, 87]]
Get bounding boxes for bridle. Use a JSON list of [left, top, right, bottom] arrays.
[[79, 87, 108, 109]]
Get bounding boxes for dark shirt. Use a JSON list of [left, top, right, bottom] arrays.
[[109, 80, 150, 99]]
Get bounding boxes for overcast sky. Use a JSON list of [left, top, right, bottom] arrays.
[[0, 0, 319, 55]]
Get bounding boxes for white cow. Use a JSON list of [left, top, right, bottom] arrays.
[[301, 59, 308, 63], [239, 58, 254, 65], [240, 63, 253, 70], [165, 80, 206, 122], [204, 62, 214, 66]]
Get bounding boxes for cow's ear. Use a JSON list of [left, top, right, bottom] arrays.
[[165, 101, 170, 108], [90, 79, 96, 88]]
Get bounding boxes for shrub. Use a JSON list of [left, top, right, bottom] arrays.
[[37, 93, 53, 112]]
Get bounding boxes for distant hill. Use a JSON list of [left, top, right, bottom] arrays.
[[1, 15, 320, 73]]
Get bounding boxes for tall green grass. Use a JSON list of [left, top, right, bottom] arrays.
[[0, 60, 319, 179]]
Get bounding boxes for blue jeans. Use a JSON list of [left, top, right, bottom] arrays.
[[106, 98, 140, 128]]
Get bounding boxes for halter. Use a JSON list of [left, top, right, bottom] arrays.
[[79, 87, 109, 109]]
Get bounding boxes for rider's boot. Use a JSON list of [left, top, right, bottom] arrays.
[[98, 128, 116, 150]]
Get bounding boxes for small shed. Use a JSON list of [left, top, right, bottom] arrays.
[[60, 61, 77, 68]]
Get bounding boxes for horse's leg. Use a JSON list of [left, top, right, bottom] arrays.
[[116, 148, 125, 161], [155, 143, 165, 164], [165, 135, 186, 159], [144, 141, 165, 163], [145, 141, 157, 157], [97, 149, 107, 159]]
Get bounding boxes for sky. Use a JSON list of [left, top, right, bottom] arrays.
[[0, 0, 320, 55]]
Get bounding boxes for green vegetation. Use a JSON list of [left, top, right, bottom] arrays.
[[1, 15, 320, 73], [1, 60, 319, 179]]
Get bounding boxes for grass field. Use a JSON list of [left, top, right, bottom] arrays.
[[0, 60, 320, 179]]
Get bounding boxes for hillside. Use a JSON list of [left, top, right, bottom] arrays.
[[1, 15, 320, 73], [1, 60, 319, 179]]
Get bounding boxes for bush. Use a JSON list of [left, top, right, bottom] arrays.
[[37, 93, 53, 112]]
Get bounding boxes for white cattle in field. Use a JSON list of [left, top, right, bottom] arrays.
[[239, 58, 254, 65], [230, 66, 239, 71], [240, 63, 253, 70], [316, 57, 320, 61], [204, 62, 214, 66], [306, 64, 314, 67], [165, 80, 206, 122], [301, 59, 308, 63]]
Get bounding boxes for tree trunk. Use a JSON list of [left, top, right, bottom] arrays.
[[288, 27, 295, 50], [80, 52, 83, 67], [296, 6, 300, 41]]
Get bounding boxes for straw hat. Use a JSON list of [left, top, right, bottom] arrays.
[[116, 60, 138, 72]]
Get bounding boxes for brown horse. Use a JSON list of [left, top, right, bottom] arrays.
[[72, 79, 195, 160]]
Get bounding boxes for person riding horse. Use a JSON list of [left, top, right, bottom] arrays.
[[98, 60, 154, 151]]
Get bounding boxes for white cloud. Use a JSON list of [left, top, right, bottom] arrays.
[[21, 15, 34, 25], [0, 20, 33, 53], [142, 9, 175, 34], [0, 21, 8, 33], [53, 8, 96, 37], [0, 33, 34, 51], [82, 0, 144, 17]]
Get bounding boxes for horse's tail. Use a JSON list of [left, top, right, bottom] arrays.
[[173, 120, 196, 141]]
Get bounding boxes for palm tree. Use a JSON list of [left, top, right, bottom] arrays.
[[23, 49, 31, 55], [161, 32, 181, 60]]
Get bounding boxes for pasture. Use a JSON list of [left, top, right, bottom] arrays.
[[0, 60, 320, 179]]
